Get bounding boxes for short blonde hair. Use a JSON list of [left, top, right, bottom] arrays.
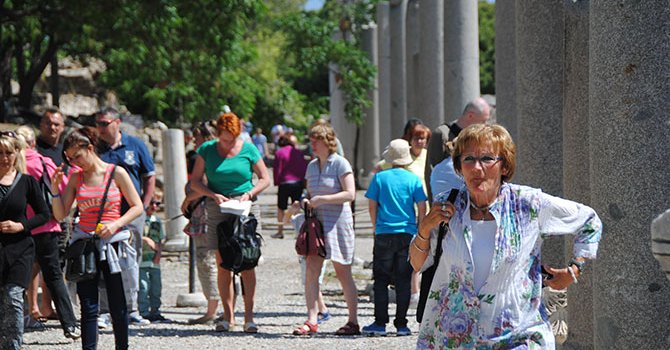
[[309, 123, 338, 154], [452, 124, 516, 182], [16, 125, 36, 147], [0, 131, 26, 173]]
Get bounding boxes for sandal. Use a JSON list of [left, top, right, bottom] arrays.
[[31, 311, 47, 323], [335, 321, 360, 336], [215, 320, 233, 332], [293, 321, 317, 336], [244, 321, 259, 334]]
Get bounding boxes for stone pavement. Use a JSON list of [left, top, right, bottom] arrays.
[[23, 185, 420, 349]]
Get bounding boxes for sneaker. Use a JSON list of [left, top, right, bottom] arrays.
[[146, 314, 171, 323], [317, 311, 331, 324], [64, 325, 81, 339], [97, 313, 111, 329], [129, 313, 151, 326], [396, 325, 411, 336], [409, 293, 420, 308], [361, 322, 387, 336]]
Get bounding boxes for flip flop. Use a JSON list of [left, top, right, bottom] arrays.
[[31, 311, 47, 323], [244, 321, 259, 334]]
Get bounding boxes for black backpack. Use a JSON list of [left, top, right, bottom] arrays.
[[217, 214, 263, 274]]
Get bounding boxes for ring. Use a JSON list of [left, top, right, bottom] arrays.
[[445, 213, 451, 218], [441, 204, 446, 211]]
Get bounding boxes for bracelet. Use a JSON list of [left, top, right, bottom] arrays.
[[412, 240, 429, 254], [415, 233, 429, 242], [567, 265, 578, 284], [52, 193, 61, 198]]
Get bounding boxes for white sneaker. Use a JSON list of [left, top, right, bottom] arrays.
[[129, 312, 150, 326], [409, 293, 420, 309], [97, 313, 111, 329]]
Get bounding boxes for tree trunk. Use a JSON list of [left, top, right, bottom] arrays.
[[0, 45, 13, 122], [50, 53, 59, 107], [16, 36, 58, 112]]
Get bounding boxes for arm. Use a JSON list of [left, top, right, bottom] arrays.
[[141, 175, 156, 209], [409, 202, 454, 271], [241, 157, 271, 202], [97, 167, 143, 239], [2, 176, 50, 233], [190, 155, 228, 204], [368, 199, 377, 230], [417, 200, 427, 226], [307, 172, 355, 208], [51, 165, 78, 221]]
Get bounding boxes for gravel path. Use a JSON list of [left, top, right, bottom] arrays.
[[23, 188, 420, 349]]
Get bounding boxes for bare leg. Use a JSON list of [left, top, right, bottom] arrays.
[[332, 261, 358, 325], [305, 255, 325, 324], [239, 269, 256, 323], [39, 276, 56, 318], [215, 251, 235, 326], [411, 270, 421, 295], [28, 263, 42, 320]]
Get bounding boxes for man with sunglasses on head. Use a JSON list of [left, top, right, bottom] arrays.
[[95, 107, 156, 327]]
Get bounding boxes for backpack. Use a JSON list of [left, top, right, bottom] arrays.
[[38, 158, 54, 214], [217, 214, 263, 273]]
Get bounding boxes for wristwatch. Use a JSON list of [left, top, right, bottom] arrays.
[[569, 258, 586, 273]]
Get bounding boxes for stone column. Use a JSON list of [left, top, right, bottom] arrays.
[[515, 0, 565, 267], [389, 0, 408, 136], [494, 0, 517, 140], [561, 2, 593, 348], [590, 1, 670, 349], [377, 2, 392, 148], [162, 129, 188, 252], [417, 0, 444, 129], [404, 0, 420, 120], [444, 0, 480, 122], [359, 24, 380, 188]]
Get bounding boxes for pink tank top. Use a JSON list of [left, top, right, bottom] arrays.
[[76, 164, 122, 233]]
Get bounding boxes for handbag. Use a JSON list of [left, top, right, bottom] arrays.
[[295, 204, 326, 258], [65, 165, 116, 283]]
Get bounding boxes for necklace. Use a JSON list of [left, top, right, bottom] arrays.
[[469, 199, 494, 215]]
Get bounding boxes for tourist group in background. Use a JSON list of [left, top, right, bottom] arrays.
[[0, 98, 602, 349]]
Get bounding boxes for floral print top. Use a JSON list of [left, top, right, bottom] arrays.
[[416, 183, 602, 350]]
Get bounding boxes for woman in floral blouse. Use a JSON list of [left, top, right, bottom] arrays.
[[410, 124, 602, 349]]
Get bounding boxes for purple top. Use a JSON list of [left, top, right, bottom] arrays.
[[273, 145, 308, 185]]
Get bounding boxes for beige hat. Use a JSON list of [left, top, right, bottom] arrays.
[[382, 139, 413, 166]]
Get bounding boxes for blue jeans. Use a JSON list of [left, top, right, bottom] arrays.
[[0, 284, 25, 350], [138, 266, 162, 317], [33, 232, 78, 331], [372, 234, 413, 328], [77, 247, 128, 350]]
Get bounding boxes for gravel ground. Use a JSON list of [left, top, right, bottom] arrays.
[[23, 188, 419, 349]]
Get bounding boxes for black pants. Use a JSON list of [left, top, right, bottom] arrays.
[[373, 233, 413, 328], [32, 232, 77, 331]]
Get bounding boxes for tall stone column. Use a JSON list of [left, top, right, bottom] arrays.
[[377, 2, 392, 148], [417, 0, 444, 129], [389, 0, 408, 136], [444, 0, 480, 122], [590, 1, 670, 349], [359, 24, 380, 187], [562, 2, 593, 349], [162, 129, 188, 252], [404, 0, 420, 120], [494, 0, 517, 140], [515, 0, 565, 267]]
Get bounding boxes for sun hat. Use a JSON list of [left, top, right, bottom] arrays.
[[382, 139, 413, 166]]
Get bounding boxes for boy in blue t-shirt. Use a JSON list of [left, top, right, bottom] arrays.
[[139, 199, 168, 322], [363, 139, 427, 337]]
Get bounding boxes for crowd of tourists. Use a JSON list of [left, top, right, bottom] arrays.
[[0, 98, 603, 349]]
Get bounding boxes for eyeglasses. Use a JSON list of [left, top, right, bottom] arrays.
[[461, 155, 503, 167], [95, 120, 114, 127], [0, 130, 17, 138], [151, 201, 161, 206]]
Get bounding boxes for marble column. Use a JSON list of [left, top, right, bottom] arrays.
[[162, 129, 188, 252], [444, 0, 480, 122], [404, 0, 420, 121], [515, 0, 565, 267], [494, 0, 517, 140], [359, 24, 380, 188], [377, 2, 392, 148], [589, 1, 670, 349], [417, 0, 444, 129], [561, 2, 593, 349], [389, 0, 408, 136]]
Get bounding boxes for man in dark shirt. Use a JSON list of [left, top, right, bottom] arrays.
[[95, 107, 156, 327], [36, 107, 66, 166]]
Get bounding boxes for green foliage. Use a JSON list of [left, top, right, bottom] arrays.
[[479, 0, 495, 94]]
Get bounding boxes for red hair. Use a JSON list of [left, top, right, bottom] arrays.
[[215, 112, 241, 137]]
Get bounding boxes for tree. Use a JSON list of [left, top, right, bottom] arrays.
[[479, 0, 495, 94]]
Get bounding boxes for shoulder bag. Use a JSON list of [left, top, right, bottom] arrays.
[[295, 204, 326, 258], [65, 165, 117, 283]]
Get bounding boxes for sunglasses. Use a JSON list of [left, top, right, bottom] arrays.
[[0, 130, 17, 138], [95, 120, 114, 127]]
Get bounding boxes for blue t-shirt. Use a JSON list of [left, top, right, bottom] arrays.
[[98, 133, 155, 212], [365, 167, 427, 234], [252, 134, 267, 157], [430, 156, 465, 198]]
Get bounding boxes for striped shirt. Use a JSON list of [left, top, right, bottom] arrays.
[[75, 164, 122, 233], [305, 153, 355, 265]]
